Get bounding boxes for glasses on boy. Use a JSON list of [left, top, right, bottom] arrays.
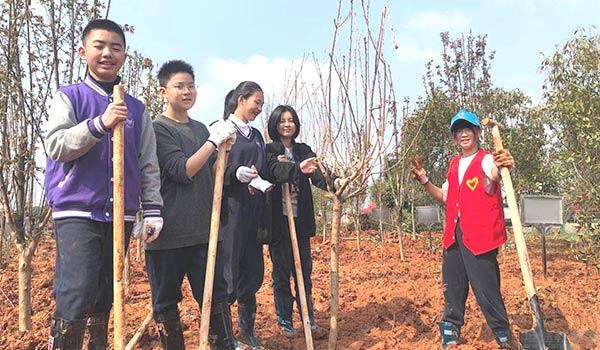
[[167, 84, 197, 92]]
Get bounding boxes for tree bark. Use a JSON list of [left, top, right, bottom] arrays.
[[397, 223, 405, 261], [0, 215, 5, 266], [354, 199, 361, 252], [136, 239, 142, 262], [378, 193, 384, 242], [328, 196, 342, 350], [17, 234, 41, 331], [411, 187, 417, 240], [124, 249, 130, 288]]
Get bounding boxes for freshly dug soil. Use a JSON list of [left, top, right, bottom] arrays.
[[1, 231, 598, 349]]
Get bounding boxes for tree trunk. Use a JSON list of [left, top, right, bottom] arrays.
[[322, 213, 328, 243], [124, 249, 130, 288], [0, 216, 5, 266], [354, 199, 361, 252], [328, 196, 342, 350], [17, 234, 41, 331], [378, 193, 383, 242], [136, 239, 142, 261], [355, 216, 361, 252], [410, 187, 417, 240], [397, 224, 404, 261]]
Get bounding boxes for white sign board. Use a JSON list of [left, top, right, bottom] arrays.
[[520, 195, 563, 226], [415, 206, 441, 226]]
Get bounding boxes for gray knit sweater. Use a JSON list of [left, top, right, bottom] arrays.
[[145, 115, 216, 250]]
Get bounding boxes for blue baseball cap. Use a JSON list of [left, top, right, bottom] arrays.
[[450, 108, 481, 132]]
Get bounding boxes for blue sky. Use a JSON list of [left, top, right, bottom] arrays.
[[110, 0, 599, 125]]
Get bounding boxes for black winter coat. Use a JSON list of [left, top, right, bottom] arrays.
[[266, 141, 329, 241]]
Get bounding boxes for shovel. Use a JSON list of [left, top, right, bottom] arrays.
[[199, 145, 228, 349], [482, 118, 570, 350], [112, 84, 126, 350], [282, 183, 314, 349]]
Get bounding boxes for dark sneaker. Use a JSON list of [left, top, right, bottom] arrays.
[[439, 321, 460, 349]]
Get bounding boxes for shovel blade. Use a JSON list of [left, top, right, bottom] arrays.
[[519, 330, 571, 350]]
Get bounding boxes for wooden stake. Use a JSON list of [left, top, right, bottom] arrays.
[[125, 309, 153, 350], [283, 183, 314, 349], [136, 238, 142, 262], [113, 84, 125, 350], [198, 146, 227, 349], [489, 125, 537, 298]]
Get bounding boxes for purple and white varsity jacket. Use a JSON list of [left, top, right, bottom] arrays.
[[44, 76, 162, 222]]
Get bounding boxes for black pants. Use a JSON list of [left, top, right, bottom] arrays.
[[53, 218, 132, 321], [269, 216, 314, 325], [442, 224, 509, 332], [145, 243, 229, 317], [221, 209, 264, 304]]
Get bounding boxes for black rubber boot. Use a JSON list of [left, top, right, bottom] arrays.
[[86, 312, 109, 349], [47, 317, 86, 350], [439, 321, 460, 349], [237, 300, 265, 350], [209, 302, 247, 350], [155, 309, 185, 350]]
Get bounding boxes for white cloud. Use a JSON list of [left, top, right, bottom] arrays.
[[394, 36, 437, 62], [406, 11, 470, 32], [190, 55, 326, 124]]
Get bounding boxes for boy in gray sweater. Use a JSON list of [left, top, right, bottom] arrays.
[[147, 60, 243, 350]]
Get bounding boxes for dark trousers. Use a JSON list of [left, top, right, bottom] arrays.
[[442, 224, 509, 332], [53, 218, 132, 321], [221, 212, 264, 304], [269, 216, 314, 326], [145, 242, 229, 317]]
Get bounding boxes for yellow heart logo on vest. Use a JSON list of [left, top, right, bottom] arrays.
[[466, 177, 478, 191]]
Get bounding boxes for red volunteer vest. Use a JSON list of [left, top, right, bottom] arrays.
[[443, 149, 506, 255]]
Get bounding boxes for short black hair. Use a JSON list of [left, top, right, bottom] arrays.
[[157, 60, 195, 87], [82, 19, 126, 47], [223, 81, 263, 119], [267, 105, 301, 142]]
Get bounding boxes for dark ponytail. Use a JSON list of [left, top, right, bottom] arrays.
[[223, 81, 263, 119], [223, 90, 237, 119]]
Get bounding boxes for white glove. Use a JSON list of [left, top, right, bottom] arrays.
[[236, 166, 258, 183], [133, 217, 163, 243], [208, 120, 236, 147]]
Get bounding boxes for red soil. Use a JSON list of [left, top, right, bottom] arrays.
[[1, 231, 598, 349]]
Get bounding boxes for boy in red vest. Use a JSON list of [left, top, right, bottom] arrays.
[[412, 108, 515, 349]]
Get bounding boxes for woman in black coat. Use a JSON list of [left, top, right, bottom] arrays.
[[266, 105, 332, 339]]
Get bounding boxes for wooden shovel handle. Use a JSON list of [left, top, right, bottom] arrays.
[[112, 84, 125, 350], [199, 146, 227, 349], [490, 125, 537, 299], [283, 183, 314, 350]]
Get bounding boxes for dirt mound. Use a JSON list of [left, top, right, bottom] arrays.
[[1, 232, 598, 349]]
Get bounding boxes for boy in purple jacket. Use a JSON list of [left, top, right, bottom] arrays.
[[44, 19, 163, 349]]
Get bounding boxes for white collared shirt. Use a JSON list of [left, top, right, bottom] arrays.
[[229, 114, 251, 137]]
